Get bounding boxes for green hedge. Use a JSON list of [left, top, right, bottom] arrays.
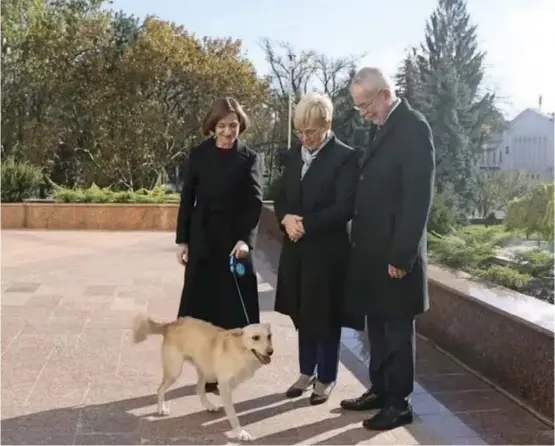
[[428, 225, 553, 303], [52, 184, 180, 203], [1, 159, 43, 203]]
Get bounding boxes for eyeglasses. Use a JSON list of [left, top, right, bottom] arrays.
[[353, 90, 383, 112], [295, 128, 321, 138]]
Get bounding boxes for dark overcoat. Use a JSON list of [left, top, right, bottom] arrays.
[[345, 99, 435, 319], [175, 138, 263, 329], [274, 135, 365, 338]]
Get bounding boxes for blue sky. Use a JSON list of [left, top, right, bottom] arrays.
[[109, 0, 554, 119]]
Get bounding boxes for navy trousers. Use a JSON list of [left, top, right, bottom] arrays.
[[298, 331, 341, 384], [366, 315, 415, 408]]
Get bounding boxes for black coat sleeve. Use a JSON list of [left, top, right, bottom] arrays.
[[175, 148, 198, 245], [238, 153, 263, 248], [388, 119, 435, 271], [301, 149, 358, 235]]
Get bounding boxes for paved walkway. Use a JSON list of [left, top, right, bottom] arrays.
[[1, 230, 552, 444]]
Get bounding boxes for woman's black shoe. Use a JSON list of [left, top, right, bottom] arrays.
[[309, 381, 335, 405], [285, 375, 315, 398]]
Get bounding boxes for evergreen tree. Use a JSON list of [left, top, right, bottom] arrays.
[[395, 48, 426, 108], [396, 0, 503, 211]]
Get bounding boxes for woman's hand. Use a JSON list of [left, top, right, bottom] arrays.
[[231, 240, 250, 259], [176, 243, 188, 266], [282, 214, 304, 242]]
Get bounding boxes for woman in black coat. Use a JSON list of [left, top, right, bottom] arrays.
[[175, 97, 263, 391], [274, 92, 363, 405]]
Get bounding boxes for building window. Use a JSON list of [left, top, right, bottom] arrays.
[[505, 145, 509, 154], [499, 151, 503, 164]]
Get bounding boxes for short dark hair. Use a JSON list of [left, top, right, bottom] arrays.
[[201, 97, 250, 137]]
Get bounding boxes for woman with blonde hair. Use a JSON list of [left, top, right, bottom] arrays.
[[274, 92, 363, 405]]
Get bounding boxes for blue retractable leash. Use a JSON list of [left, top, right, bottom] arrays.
[[229, 255, 251, 324]]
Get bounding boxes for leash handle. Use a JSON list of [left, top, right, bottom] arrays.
[[230, 255, 251, 325]]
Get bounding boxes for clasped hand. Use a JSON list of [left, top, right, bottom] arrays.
[[282, 214, 304, 242]]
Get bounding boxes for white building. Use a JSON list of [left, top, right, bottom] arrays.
[[480, 108, 555, 181]]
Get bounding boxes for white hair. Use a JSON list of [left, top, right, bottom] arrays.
[[351, 67, 396, 94], [293, 92, 334, 129]]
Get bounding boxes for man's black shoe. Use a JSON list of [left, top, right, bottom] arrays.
[[362, 404, 413, 430], [340, 389, 386, 411]]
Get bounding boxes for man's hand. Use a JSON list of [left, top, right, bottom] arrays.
[[282, 214, 304, 242], [177, 244, 188, 266], [388, 264, 406, 279], [230, 240, 250, 259]]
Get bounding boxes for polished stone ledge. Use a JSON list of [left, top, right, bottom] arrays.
[[427, 264, 554, 337]]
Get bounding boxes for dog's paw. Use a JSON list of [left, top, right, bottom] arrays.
[[203, 402, 221, 412], [228, 428, 253, 442], [157, 405, 170, 416]]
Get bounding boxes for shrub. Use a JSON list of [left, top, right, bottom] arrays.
[[460, 225, 515, 247], [428, 225, 512, 269], [1, 159, 43, 203], [428, 189, 462, 235], [473, 265, 532, 291], [512, 249, 554, 278], [429, 224, 552, 300], [428, 232, 495, 269], [505, 183, 554, 241], [52, 184, 180, 203]]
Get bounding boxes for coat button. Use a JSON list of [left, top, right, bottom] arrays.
[[353, 209, 358, 217], [352, 241, 356, 247], [359, 174, 364, 181]]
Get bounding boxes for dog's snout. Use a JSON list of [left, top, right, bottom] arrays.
[[267, 348, 274, 356]]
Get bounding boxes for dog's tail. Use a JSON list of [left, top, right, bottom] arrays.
[[132, 313, 168, 343]]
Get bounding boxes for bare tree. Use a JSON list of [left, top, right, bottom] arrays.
[[313, 53, 359, 99], [260, 38, 318, 101], [260, 38, 361, 101]]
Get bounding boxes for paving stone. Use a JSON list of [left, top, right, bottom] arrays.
[[110, 296, 148, 312], [1, 292, 33, 306], [84, 285, 117, 296], [5, 282, 41, 293]]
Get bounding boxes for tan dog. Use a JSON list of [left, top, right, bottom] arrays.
[[132, 315, 273, 441]]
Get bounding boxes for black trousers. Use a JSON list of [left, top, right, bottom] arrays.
[[366, 315, 415, 408], [298, 331, 341, 384]]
